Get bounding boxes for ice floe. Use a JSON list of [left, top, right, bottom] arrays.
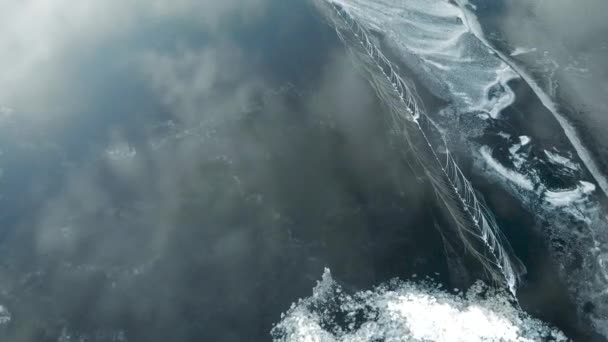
[[272, 269, 566, 342]]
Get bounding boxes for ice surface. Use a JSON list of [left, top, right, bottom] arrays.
[[326, 0, 519, 121], [314, 0, 525, 295]]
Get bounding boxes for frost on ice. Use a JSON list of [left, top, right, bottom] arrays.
[[272, 269, 566, 342]]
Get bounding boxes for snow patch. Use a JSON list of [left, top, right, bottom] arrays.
[[480, 146, 534, 191], [544, 150, 579, 171], [510, 47, 537, 57], [485, 65, 519, 119], [272, 269, 566, 341], [544, 181, 596, 207]]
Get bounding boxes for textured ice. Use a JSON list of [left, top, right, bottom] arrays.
[[314, 0, 525, 295], [326, 0, 519, 120], [544, 181, 596, 207], [479, 146, 534, 191], [518, 136, 530, 146], [272, 269, 566, 342], [543, 150, 579, 171], [454, 0, 608, 198]]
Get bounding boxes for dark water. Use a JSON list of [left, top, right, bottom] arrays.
[[0, 1, 450, 341], [0, 0, 604, 341]]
